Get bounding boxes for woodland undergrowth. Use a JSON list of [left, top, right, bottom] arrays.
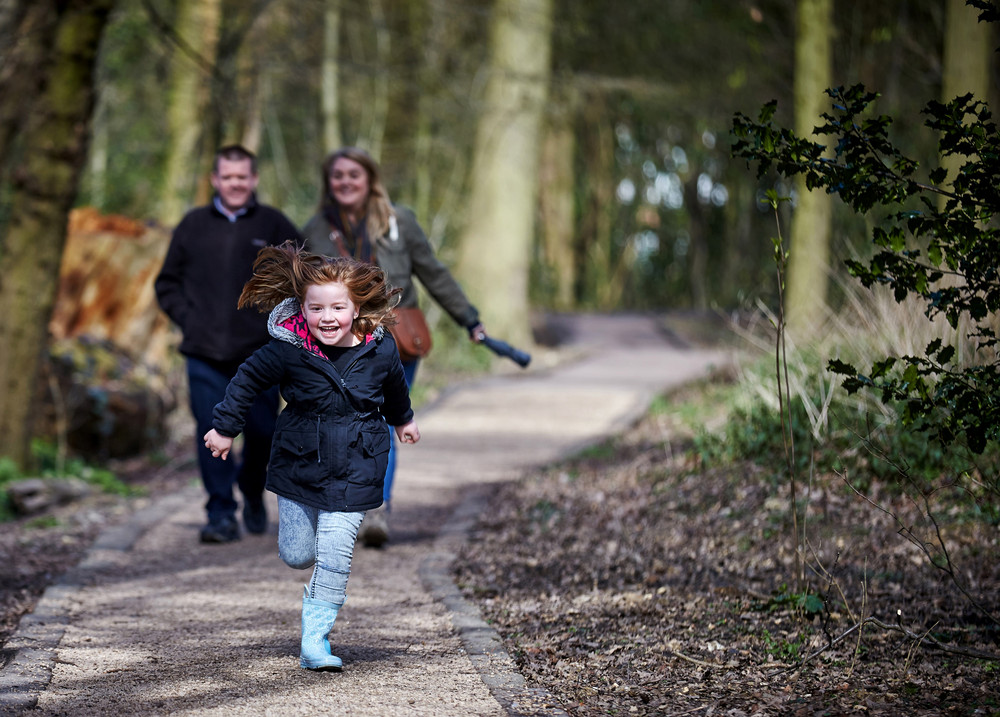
[[454, 306, 1000, 716]]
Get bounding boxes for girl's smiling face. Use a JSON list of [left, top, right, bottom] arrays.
[[302, 281, 360, 348]]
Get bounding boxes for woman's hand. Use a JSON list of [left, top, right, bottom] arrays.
[[468, 323, 486, 343], [395, 420, 421, 444], [204, 429, 234, 460]]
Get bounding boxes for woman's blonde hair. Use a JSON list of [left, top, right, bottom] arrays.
[[320, 147, 394, 242], [239, 242, 397, 337]]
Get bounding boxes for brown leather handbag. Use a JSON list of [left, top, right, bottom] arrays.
[[389, 306, 433, 362]]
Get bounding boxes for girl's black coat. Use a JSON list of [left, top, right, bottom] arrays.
[[212, 316, 412, 513]]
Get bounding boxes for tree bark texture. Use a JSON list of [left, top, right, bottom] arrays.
[[159, 0, 221, 226], [360, 0, 390, 161], [321, 0, 343, 154], [87, 87, 109, 208], [235, 44, 263, 152], [456, 0, 554, 346], [0, 2, 55, 183], [409, 0, 451, 223], [537, 82, 577, 310], [683, 173, 709, 312], [940, 0, 991, 197], [786, 0, 833, 337], [0, 0, 116, 470], [579, 97, 619, 310]]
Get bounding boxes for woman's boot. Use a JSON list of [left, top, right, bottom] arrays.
[[299, 586, 344, 671]]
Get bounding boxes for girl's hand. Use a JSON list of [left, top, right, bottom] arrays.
[[395, 420, 420, 445], [204, 429, 234, 460]]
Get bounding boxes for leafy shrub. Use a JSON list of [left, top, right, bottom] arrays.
[[733, 83, 1000, 454]]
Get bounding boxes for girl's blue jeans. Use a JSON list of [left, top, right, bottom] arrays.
[[277, 496, 364, 605], [383, 358, 418, 509]]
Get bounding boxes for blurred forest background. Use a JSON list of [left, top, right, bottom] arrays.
[[3, 4, 999, 708], [0, 0, 997, 469]]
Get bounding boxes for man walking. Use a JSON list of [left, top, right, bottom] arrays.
[[155, 144, 301, 543]]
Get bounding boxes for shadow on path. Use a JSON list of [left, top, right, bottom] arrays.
[[0, 313, 728, 716]]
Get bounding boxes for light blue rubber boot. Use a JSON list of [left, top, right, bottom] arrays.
[[299, 586, 344, 671]]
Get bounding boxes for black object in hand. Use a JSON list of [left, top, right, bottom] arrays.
[[477, 333, 531, 368]]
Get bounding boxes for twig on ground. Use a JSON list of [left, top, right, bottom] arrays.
[[837, 459, 998, 626], [663, 705, 711, 716], [667, 649, 719, 669], [775, 614, 1000, 676]]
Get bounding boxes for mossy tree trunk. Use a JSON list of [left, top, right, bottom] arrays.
[[940, 0, 991, 198], [456, 0, 554, 346], [786, 0, 833, 337], [321, 0, 343, 154], [0, 0, 116, 470], [579, 95, 619, 310], [537, 81, 577, 311], [408, 0, 452, 224], [0, 2, 54, 194], [360, 0, 391, 161], [159, 0, 221, 226]]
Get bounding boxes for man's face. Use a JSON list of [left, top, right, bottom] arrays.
[[211, 157, 259, 211]]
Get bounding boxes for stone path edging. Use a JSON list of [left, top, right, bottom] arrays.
[[0, 484, 201, 713], [0, 481, 568, 716]]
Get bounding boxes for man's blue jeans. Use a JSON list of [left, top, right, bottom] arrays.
[[277, 496, 364, 605], [383, 359, 418, 509], [186, 356, 279, 523]]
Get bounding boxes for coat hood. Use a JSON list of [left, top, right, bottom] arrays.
[[268, 297, 305, 345]]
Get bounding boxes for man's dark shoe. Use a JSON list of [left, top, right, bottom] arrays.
[[243, 500, 268, 535], [357, 506, 389, 548], [200, 516, 240, 544]]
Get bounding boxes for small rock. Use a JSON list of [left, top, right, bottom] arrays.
[[6, 477, 91, 515]]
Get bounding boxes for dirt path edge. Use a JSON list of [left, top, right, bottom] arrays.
[[0, 485, 201, 713]]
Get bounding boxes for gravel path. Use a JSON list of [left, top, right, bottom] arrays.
[[0, 314, 725, 716]]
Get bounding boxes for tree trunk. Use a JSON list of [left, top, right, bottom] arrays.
[[0, 0, 24, 37], [211, 1, 275, 160], [786, 0, 833, 337], [0, 2, 53, 184], [321, 0, 343, 154], [159, 0, 221, 226], [237, 49, 263, 152], [684, 175, 709, 311], [0, 0, 116, 470], [940, 0, 991, 196], [579, 96, 618, 310], [409, 0, 449, 223], [88, 86, 109, 208], [942, 0, 991, 105], [361, 0, 390, 161], [261, 70, 295, 209], [538, 81, 577, 310], [457, 0, 554, 346]]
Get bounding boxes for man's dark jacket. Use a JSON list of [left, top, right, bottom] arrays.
[[154, 196, 301, 364]]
